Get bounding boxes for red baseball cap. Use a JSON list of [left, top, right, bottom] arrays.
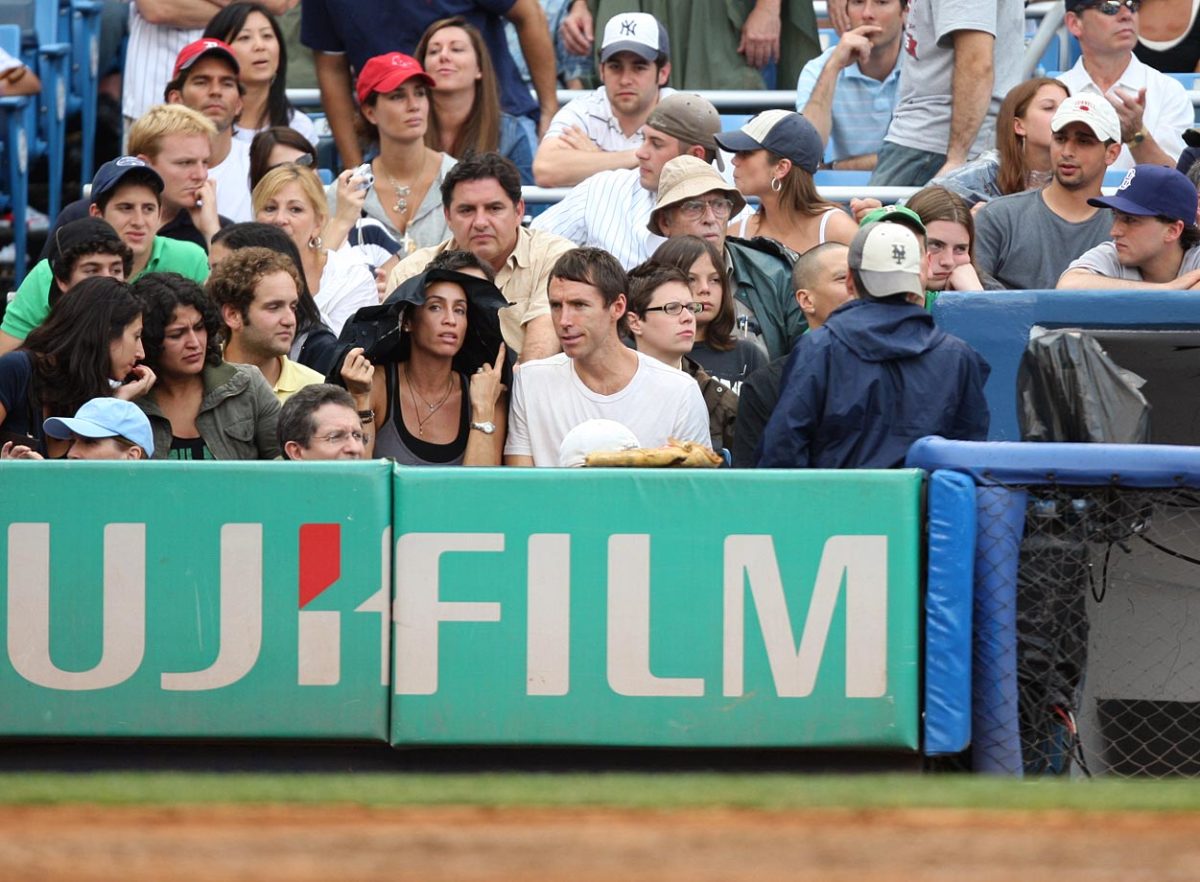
[[355, 53, 434, 104], [173, 38, 240, 79]]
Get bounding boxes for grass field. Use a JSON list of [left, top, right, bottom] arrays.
[[5, 772, 1200, 880], [3, 771, 1200, 812]]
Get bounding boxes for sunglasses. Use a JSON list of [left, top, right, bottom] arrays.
[[268, 154, 315, 173], [1077, 0, 1140, 14]]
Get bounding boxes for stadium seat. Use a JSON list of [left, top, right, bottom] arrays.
[[60, 0, 103, 187], [0, 23, 32, 280], [0, 0, 68, 219], [814, 169, 871, 187]]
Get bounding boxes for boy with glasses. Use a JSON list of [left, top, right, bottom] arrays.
[[1060, 0, 1191, 169]]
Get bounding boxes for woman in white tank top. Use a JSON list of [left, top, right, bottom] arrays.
[[716, 110, 857, 256]]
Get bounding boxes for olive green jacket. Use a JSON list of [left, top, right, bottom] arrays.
[[136, 362, 281, 460]]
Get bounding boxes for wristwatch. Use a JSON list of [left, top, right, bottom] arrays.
[[1125, 128, 1146, 146], [470, 420, 496, 435]]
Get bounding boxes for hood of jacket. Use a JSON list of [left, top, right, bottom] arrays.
[[824, 299, 947, 363]]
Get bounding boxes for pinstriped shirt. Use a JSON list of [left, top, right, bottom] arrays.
[[529, 168, 666, 270], [122, 4, 201, 122]]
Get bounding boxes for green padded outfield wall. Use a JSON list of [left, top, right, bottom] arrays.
[[0, 462, 392, 739], [391, 469, 922, 748]]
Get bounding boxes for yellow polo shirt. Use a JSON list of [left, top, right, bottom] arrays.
[[273, 356, 325, 404]]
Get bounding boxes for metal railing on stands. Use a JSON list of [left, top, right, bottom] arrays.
[[519, 185, 920, 207]]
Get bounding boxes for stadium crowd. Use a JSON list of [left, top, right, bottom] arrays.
[[4, 0, 1200, 467]]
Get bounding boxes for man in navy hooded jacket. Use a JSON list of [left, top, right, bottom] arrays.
[[757, 221, 989, 468]]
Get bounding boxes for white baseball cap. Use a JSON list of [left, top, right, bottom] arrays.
[[600, 13, 670, 63], [1050, 94, 1122, 144], [848, 222, 924, 300], [558, 419, 640, 468]]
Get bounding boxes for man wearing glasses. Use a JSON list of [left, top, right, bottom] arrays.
[[648, 156, 802, 360], [1059, 0, 1191, 170], [278, 384, 368, 461]]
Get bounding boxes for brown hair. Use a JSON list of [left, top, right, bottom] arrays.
[[549, 247, 628, 308], [906, 185, 979, 267], [249, 127, 318, 192], [416, 16, 502, 158], [651, 235, 734, 351], [207, 245, 303, 329], [996, 77, 1069, 197], [769, 151, 838, 219]]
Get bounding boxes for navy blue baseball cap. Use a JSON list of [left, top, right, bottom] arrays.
[[714, 110, 825, 174], [1088, 164, 1198, 224], [90, 156, 164, 205]]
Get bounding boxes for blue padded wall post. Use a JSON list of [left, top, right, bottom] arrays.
[[924, 470, 977, 755], [972, 485, 1027, 775]]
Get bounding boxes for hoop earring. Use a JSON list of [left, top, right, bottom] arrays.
[[307, 234, 323, 251], [770, 176, 782, 193]]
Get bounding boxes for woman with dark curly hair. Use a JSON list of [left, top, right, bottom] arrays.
[[204, 2, 317, 146], [132, 273, 280, 460], [0, 277, 152, 458]]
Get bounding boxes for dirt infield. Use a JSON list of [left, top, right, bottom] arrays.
[[1, 804, 1198, 882]]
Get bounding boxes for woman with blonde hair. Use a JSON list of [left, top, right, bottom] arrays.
[[416, 16, 534, 183], [716, 110, 857, 257], [253, 163, 378, 336]]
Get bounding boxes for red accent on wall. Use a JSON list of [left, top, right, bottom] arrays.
[[299, 523, 341, 608]]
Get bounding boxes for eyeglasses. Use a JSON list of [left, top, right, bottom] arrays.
[[676, 197, 735, 220], [643, 301, 704, 316], [315, 429, 365, 445], [1078, 0, 1139, 15]]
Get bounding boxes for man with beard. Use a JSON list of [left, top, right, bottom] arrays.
[[974, 95, 1122, 290]]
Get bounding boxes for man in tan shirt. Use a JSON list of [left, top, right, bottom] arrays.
[[386, 153, 573, 362]]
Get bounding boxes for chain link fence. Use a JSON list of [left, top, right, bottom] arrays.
[[975, 486, 1200, 778]]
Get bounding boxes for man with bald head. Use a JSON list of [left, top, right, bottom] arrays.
[[731, 242, 852, 467]]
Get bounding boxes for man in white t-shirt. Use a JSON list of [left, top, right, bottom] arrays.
[[166, 39, 254, 222], [1058, 0, 1191, 170], [533, 12, 673, 187], [504, 247, 710, 466], [1059, 164, 1200, 289]]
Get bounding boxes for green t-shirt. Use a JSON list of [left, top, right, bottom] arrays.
[[1, 235, 209, 341]]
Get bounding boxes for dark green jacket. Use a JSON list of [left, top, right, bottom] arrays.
[[727, 236, 806, 361]]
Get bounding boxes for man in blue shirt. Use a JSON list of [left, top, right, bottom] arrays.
[[301, 0, 559, 168], [794, 0, 905, 171]]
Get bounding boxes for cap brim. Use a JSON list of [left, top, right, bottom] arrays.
[[599, 41, 658, 62], [361, 71, 436, 102], [178, 48, 239, 76], [42, 416, 120, 441], [713, 130, 763, 153], [857, 269, 924, 300], [1086, 194, 1159, 216]]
